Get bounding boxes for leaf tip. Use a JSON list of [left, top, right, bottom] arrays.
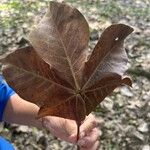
[[122, 77, 132, 87]]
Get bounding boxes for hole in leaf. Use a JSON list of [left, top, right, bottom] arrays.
[[115, 37, 119, 41]]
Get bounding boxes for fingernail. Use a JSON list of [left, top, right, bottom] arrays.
[[78, 139, 86, 146], [80, 132, 85, 138], [42, 119, 49, 128]]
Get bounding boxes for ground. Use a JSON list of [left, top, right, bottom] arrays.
[[0, 0, 150, 150]]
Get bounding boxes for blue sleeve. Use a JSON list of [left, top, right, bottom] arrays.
[[0, 76, 15, 122], [0, 137, 14, 150]]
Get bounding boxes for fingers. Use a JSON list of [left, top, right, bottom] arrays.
[[42, 114, 99, 149], [69, 114, 98, 144], [78, 128, 99, 148], [80, 114, 97, 136]]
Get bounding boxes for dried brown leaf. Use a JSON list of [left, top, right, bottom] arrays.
[[1, 2, 133, 123], [28, 1, 89, 89]]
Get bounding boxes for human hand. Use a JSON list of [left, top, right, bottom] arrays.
[[42, 114, 99, 150]]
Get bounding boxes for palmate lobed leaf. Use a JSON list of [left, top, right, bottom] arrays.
[[1, 1, 133, 123]]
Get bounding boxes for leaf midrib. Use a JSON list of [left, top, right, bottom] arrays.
[[49, 10, 80, 90], [4, 63, 74, 93], [82, 39, 123, 90]]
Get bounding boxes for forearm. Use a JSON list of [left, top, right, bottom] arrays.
[[3, 93, 43, 128]]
